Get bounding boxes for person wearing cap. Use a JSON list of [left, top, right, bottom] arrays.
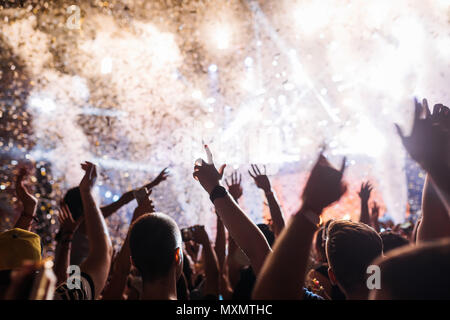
[[0, 228, 42, 271]]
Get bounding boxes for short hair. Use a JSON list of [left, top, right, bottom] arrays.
[[257, 224, 275, 247], [326, 220, 383, 293], [373, 238, 450, 299], [380, 231, 409, 253], [129, 213, 182, 282], [63, 187, 83, 221]]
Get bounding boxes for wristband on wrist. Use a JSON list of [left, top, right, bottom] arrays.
[[299, 208, 321, 227], [209, 185, 228, 203]]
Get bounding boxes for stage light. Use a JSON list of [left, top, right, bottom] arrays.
[[204, 121, 215, 129], [292, 1, 333, 36], [206, 97, 216, 104], [28, 95, 57, 114], [192, 90, 203, 100], [213, 25, 231, 50], [208, 64, 218, 73], [244, 57, 253, 67], [101, 57, 113, 74]]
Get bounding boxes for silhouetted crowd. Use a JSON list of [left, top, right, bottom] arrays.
[[0, 98, 449, 300]]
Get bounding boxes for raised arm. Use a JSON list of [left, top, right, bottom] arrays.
[[192, 225, 220, 297], [395, 99, 450, 211], [14, 168, 38, 231], [193, 150, 271, 276], [100, 167, 169, 218], [358, 182, 372, 226], [249, 165, 285, 237], [253, 154, 346, 300], [214, 212, 226, 271], [225, 236, 242, 289], [79, 162, 113, 299], [417, 175, 450, 242], [54, 202, 82, 286], [370, 201, 381, 233]]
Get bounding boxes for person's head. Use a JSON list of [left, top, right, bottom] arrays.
[[129, 213, 183, 284], [63, 187, 83, 221], [326, 220, 383, 298], [0, 228, 41, 271], [380, 231, 409, 253], [314, 219, 334, 263], [370, 238, 450, 300]]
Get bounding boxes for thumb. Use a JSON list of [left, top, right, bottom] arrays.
[[394, 124, 404, 140], [218, 164, 227, 179]]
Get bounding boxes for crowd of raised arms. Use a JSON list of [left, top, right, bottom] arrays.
[[0, 98, 449, 300]]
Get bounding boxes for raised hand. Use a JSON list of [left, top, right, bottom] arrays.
[[79, 161, 98, 193], [193, 147, 226, 194], [132, 188, 155, 219], [58, 201, 82, 236], [371, 202, 380, 224], [358, 182, 373, 202], [302, 154, 347, 215], [248, 164, 271, 193], [145, 167, 170, 189], [225, 171, 243, 201], [395, 98, 448, 172], [15, 167, 38, 218], [431, 103, 450, 131], [185, 240, 200, 263], [191, 225, 210, 245]]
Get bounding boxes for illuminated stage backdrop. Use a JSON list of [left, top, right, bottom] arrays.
[[0, 0, 447, 253]]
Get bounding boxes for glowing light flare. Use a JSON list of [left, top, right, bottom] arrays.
[[292, 0, 334, 35], [199, 7, 241, 54], [338, 118, 387, 158], [101, 57, 113, 74], [28, 95, 57, 114]]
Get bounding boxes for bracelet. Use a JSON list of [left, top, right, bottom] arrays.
[[300, 209, 321, 228], [209, 185, 228, 203]]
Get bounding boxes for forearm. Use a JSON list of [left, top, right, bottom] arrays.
[[102, 237, 131, 300], [265, 190, 285, 237], [359, 201, 370, 226], [201, 239, 220, 296], [220, 271, 234, 300], [54, 240, 72, 286], [417, 176, 450, 242], [214, 214, 226, 270], [372, 218, 380, 233], [14, 212, 34, 231], [100, 193, 133, 219], [82, 190, 112, 254], [253, 206, 318, 300], [426, 163, 450, 212], [213, 192, 271, 276], [428, 174, 450, 213], [226, 237, 241, 288]]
